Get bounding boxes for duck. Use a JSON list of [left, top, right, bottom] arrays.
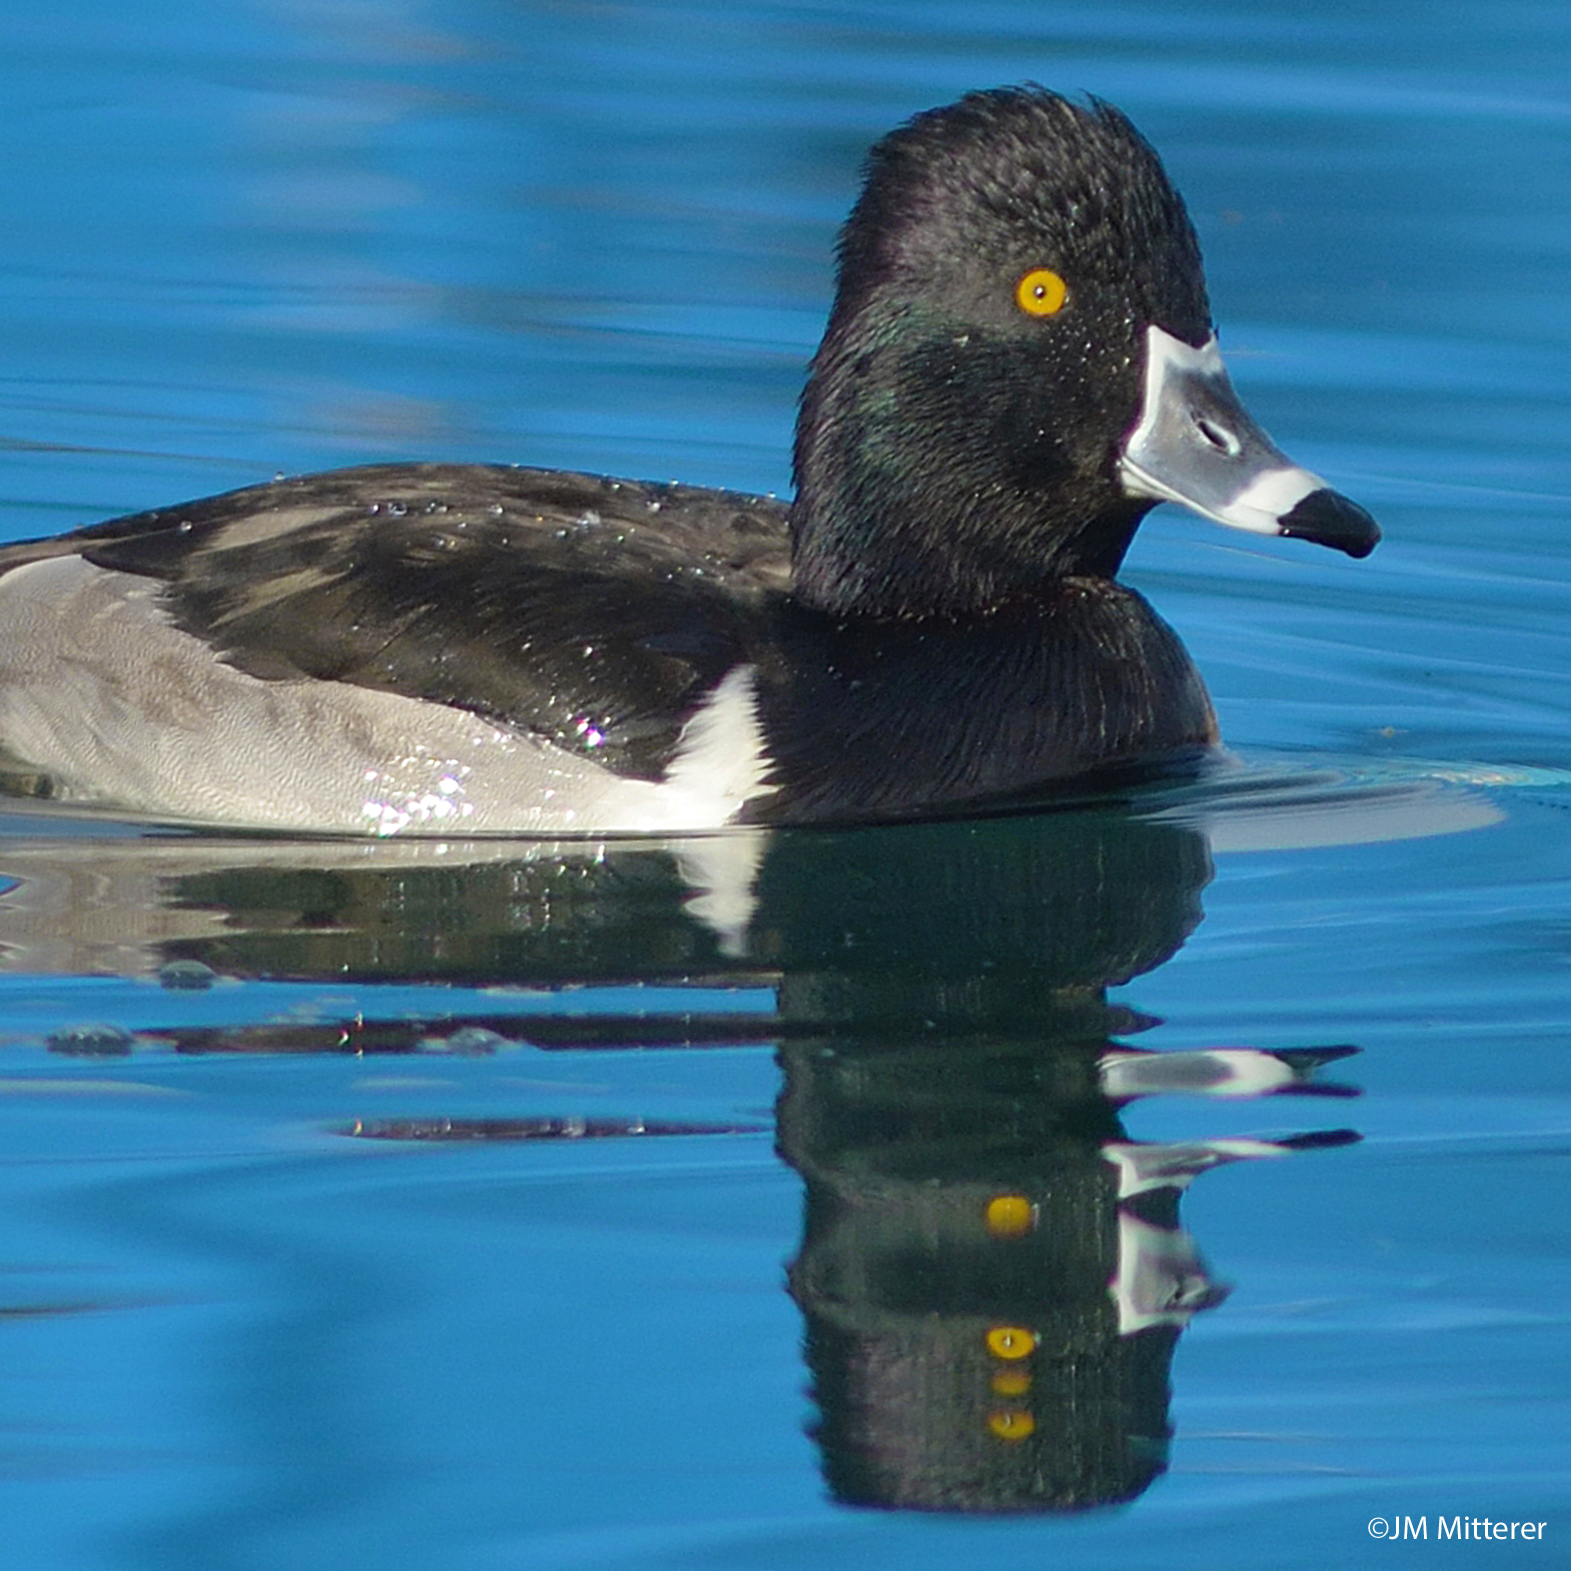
[[0, 86, 1377, 835]]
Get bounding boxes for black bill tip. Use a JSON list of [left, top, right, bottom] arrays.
[[1280, 488, 1381, 559]]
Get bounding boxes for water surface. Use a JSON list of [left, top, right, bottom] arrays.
[[3, 3, 1570, 1567]]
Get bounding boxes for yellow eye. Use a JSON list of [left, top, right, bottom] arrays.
[[1015, 267, 1068, 317]]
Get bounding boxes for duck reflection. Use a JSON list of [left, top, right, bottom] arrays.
[[781, 1032, 1355, 1511], [755, 815, 1356, 1511], [0, 800, 1360, 1513]]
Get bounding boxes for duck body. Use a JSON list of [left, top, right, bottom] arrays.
[[0, 462, 1212, 830], [0, 89, 1377, 834]]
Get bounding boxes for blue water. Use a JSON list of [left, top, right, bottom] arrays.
[[3, 2, 1571, 1566]]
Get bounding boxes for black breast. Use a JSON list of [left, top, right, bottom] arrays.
[[750, 579, 1217, 822]]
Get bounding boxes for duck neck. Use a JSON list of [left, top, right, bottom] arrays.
[[788, 324, 1149, 620]]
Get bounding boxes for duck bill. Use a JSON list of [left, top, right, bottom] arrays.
[[1116, 325, 1379, 558]]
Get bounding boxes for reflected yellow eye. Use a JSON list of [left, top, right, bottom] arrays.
[[1015, 267, 1068, 317], [987, 1408, 1037, 1442], [984, 1193, 1036, 1238], [985, 1325, 1038, 1360]]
